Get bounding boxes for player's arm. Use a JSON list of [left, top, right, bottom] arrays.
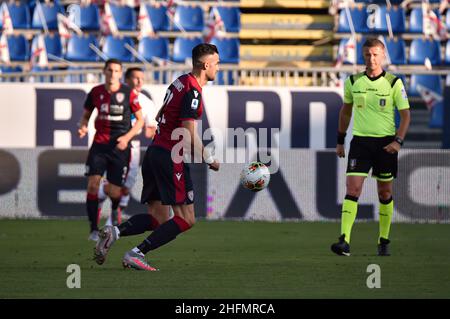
[[145, 126, 157, 139], [336, 78, 354, 158], [182, 120, 219, 171], [78, 108, 93, 138], [117, 109, 144, 150]]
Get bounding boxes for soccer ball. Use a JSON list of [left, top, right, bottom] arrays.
[[240, 162, 271, 192]]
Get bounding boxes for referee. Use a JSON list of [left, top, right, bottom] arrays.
[[331, 38, 411, 256]]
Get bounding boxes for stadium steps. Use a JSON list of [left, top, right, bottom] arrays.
[[240, 0, 329, 9], [239, 44, 333, 62]]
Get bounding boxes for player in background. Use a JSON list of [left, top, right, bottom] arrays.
[[331, 38, 410, 256], [94, 43, 220, 270], [78, 59, 144, 241], [97, 67, 164, 226]]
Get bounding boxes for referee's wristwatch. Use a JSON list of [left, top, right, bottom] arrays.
[[394, 136, 404, 146]]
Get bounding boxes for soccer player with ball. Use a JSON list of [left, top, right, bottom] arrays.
[[94, 43, 220, 270]]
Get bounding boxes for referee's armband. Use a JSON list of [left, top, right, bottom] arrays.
[[337, 132, 346, 145]]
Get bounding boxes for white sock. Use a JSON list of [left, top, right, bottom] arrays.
[[120, 194, 130, 208], [98, 180, 107, 202], [113, 226, 120, 239]]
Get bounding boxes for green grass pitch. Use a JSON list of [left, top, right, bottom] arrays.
[[0, 219, 449, 298]]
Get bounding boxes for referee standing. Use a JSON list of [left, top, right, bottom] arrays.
[[331, 38, 411, 256]]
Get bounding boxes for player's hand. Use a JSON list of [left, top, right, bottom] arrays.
[[208, 160, 220, 171], [116, 135, 129, 151], [336, 144, 345, 158], [78, 125, 88, 138], [383, 142, 400, 154]]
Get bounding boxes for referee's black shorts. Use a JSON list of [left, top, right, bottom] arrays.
[[141, 146, 194, 206], [346, 135, 397, 181], [85, 142, 131, 186]]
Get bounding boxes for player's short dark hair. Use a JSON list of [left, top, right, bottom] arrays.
[[125, 67, 144, 80], [362, 38, 385, 50], [104, 58, 122, 70], [192, 43, 218, 68]]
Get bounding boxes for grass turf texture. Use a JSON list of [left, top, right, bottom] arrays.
[[0, 219, 449, 298]]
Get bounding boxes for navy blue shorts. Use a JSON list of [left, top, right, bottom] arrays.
[[141, 146, 194, 205], [85, 142, 130, 186]]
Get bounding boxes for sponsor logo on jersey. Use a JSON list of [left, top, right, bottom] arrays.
[[349, 159, 357, 170], [401, 88, 408, 100], [110, 104, 124, 115], [379, 99, 386, 107], [175, 172, 182, 181], [193, 90, 199, 98], [100, 103, 109, 113], [173, 79, 184, 92], [191, 99, 199, 109], [116, 92, 124, 103]]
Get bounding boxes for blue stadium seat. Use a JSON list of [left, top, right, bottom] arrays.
[[145, 4, 169, 31], [173, 5, 204, 32], [30, 66, 54, 83], [445, 41, 450, 65], [102, 35, 134, 62], [77, 4, 100, 31], [384, 37, 406, 65], [373, 6, 405, 33], [409, 8, 442, 33], [138, 36, 169, 63], [409, 38, 441, 65], [6, 34, 29, 61], [216, 7, 241, 32], [109, 4, 136, 31], [31, 33, 62, 60], [65, 34, 99, 62], [338, 37, 364, 65], [409, 74, 442, 97], [210, 37, 239, 63], [0, 65, 23, 82], [31, 2, 64, 30], [447, 9, 450, 31], [172, 37, 203, 63], [0, 2, 30, 29], [337, 7, 368, 33]]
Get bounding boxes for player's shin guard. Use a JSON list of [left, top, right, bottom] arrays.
[[137, 216, 191, 254], [87, 193, 99, 232], [340, 195, 358, 244], [118, 214, 160, 237], [379, 197, 393, 243]]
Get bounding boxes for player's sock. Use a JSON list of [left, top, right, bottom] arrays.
[[110, 197, 121, 226], [137, 216, 191, 254], [119, 194, 130, 212], [118, 214, 160, 236], [98, 182, 107, 202], [87, 193, 99, 232], [340, 195, 358, 244], [379, 197, 393, 243]]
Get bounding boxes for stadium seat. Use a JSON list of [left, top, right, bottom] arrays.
[[409, 38, 441, 65], [0, 65, 23, 82], [77, 4, 100, 31], [447, 9, 450, 31], [145, 4, 169, 31], [102, 35, 134, 62], [109, 3, 136, 31], [6, 34, 29, 61], [337, 7, 368, 33], [30, 66, 54, 83], [0, 2, 31, 29], [31, 2, 64, 30], [216, 7, 241, 33], [210, 37, 239, 64], [384, 37, 406, 65], [31, 33, 63, 60], [65, 34, 99, 62], [445, 41, 450, 65], [172, 37, 203, 63], [409, 74, 442, 97], [338, 37, 364, 65], [373, 6, 405, 33], [138, 36, 169, 63], [173, 5, 204, 32], [409, 8, 423, 33]]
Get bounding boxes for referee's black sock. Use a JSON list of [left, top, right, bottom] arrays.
[[137, 216, 191, 254], [86, 193, 99, 232], [118, 214, 160, 237]]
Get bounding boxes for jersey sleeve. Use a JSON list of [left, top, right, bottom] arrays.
[[83, 90, 95, 112], [343, 77, 353, 104], [392, 79, 410, 111], [179, 88, 202, 120], [129, 90, 142, 113]]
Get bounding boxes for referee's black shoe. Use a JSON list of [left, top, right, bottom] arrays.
[[331, 234, 351, 256], [377, 238, 391, 256]]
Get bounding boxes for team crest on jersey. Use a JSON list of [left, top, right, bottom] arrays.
[[379, 99, 386, 107], [191, 98, 199, 109], [401, 88, 408, 100], [116, 92, 124, 103]]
